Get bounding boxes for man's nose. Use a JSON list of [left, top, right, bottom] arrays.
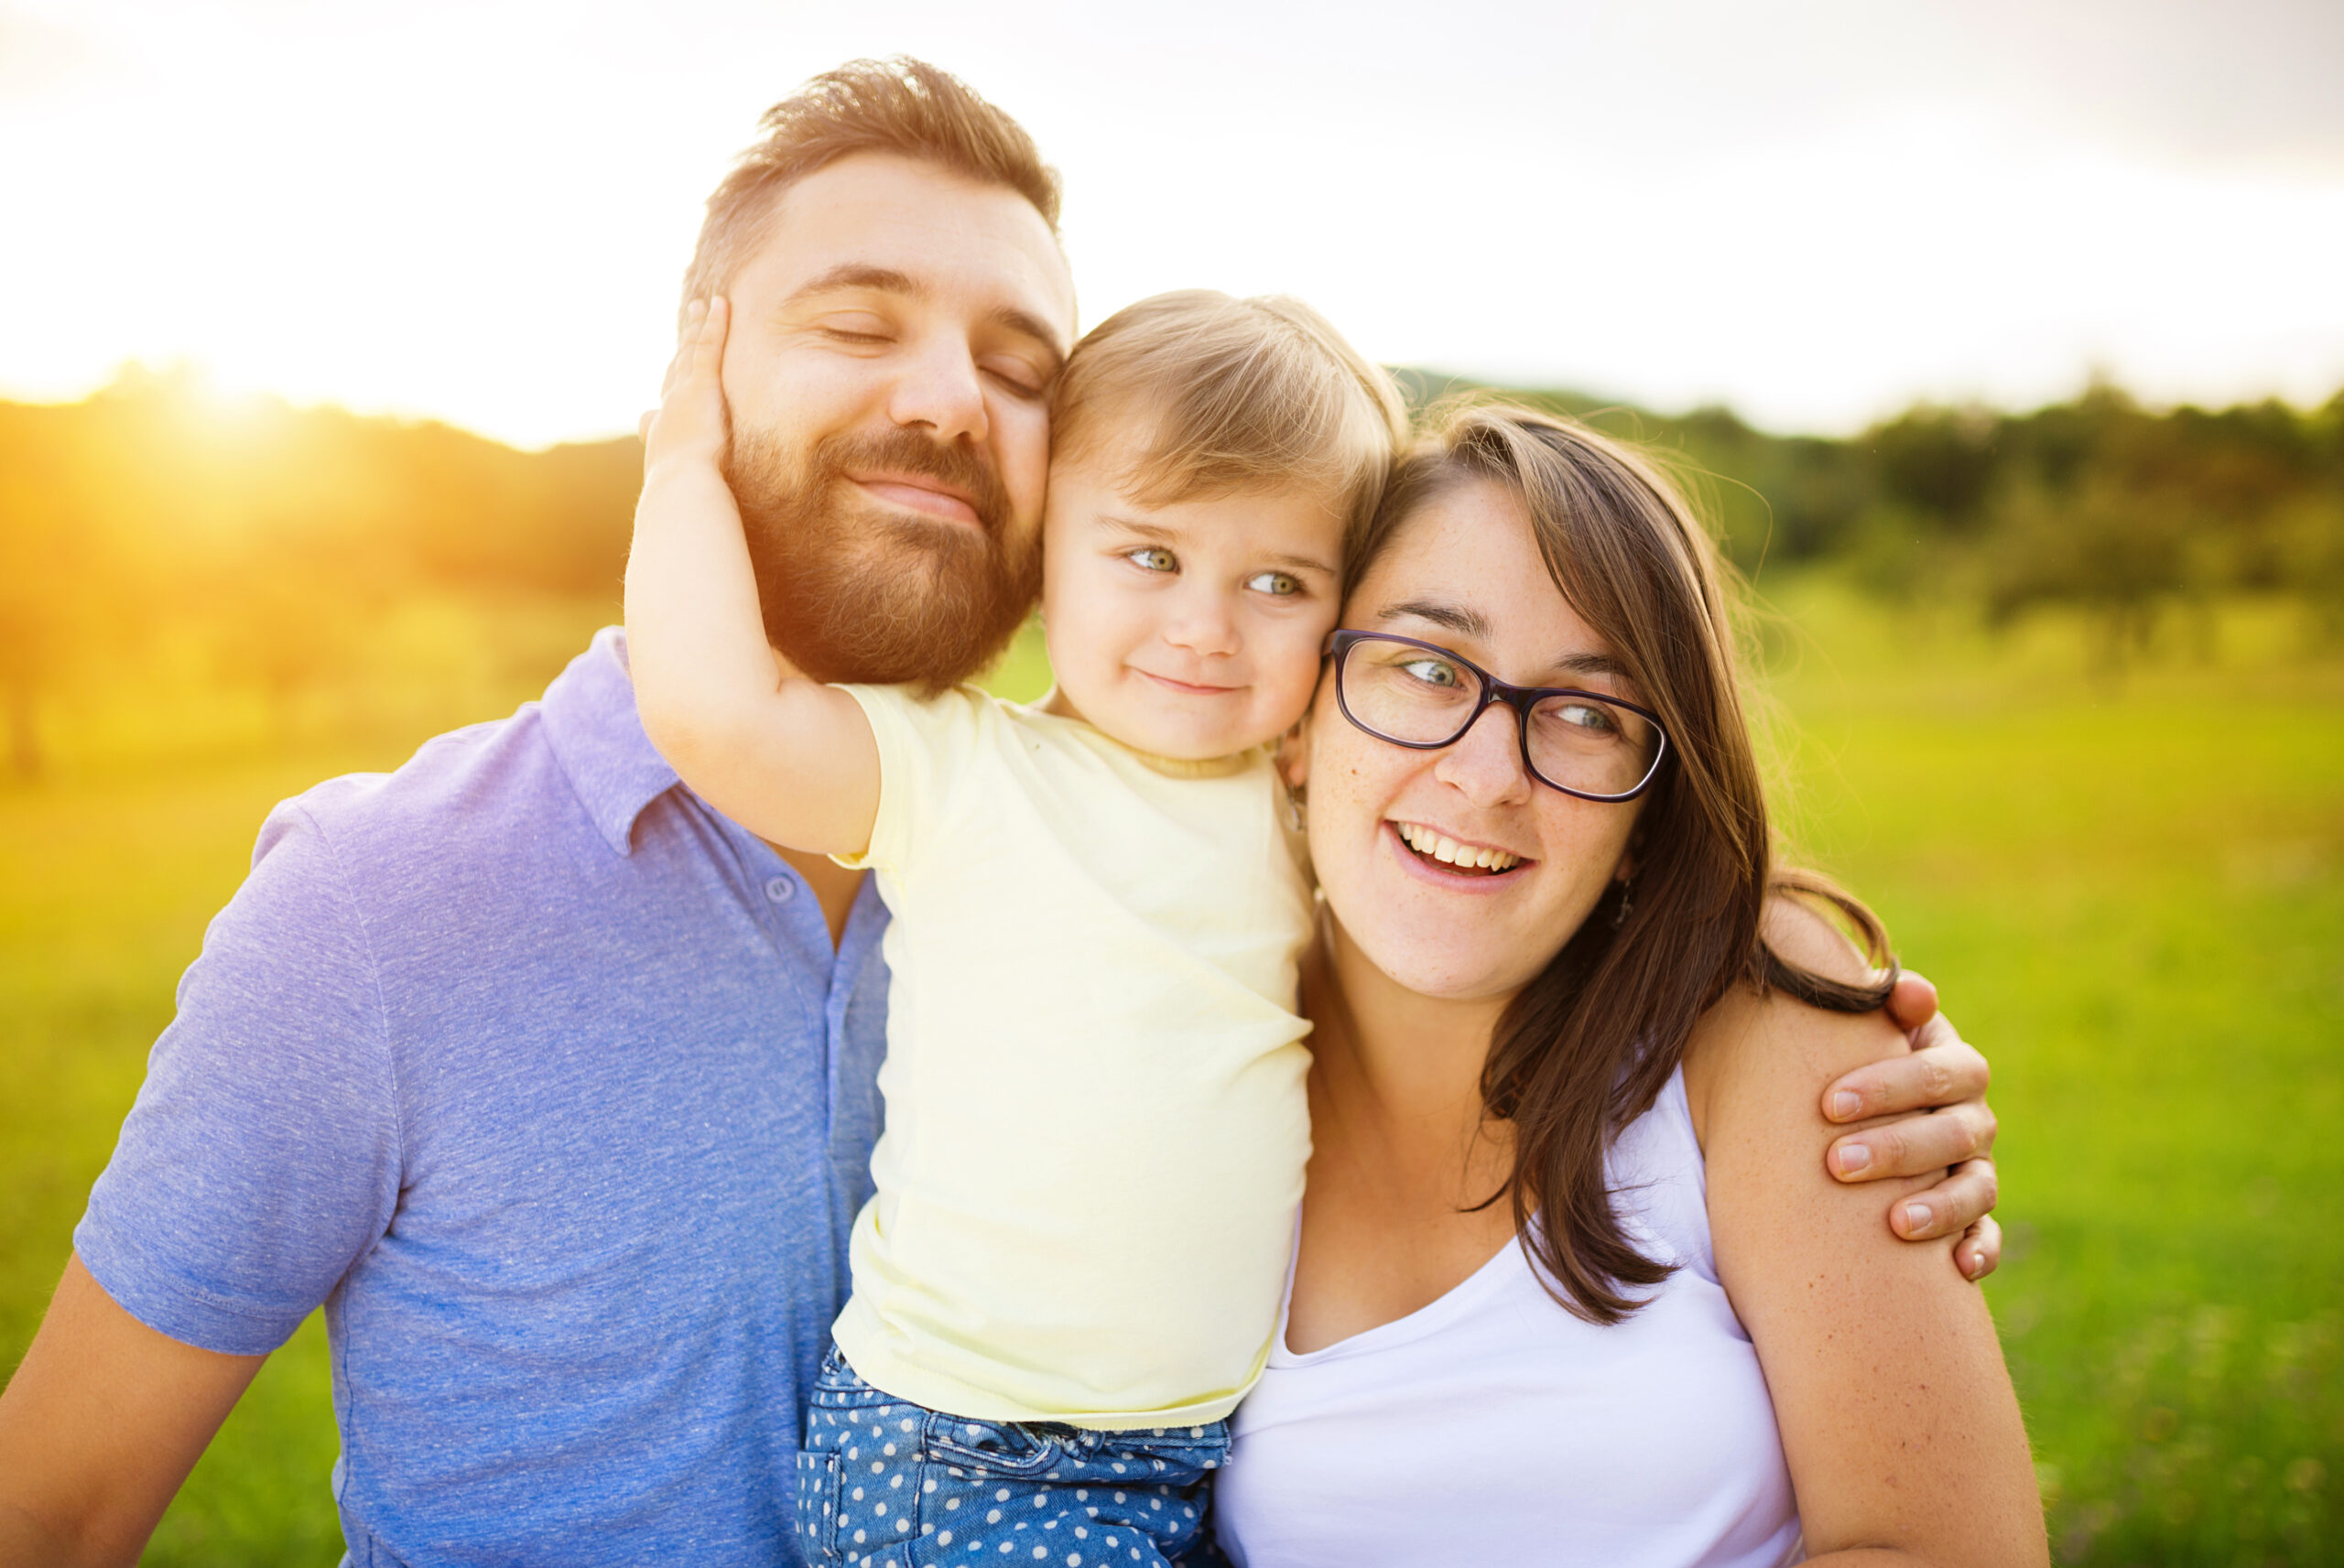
[[887, 334, 990, 446], [1433, 703, 1534, 807]]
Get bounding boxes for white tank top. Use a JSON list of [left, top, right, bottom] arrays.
[[1215, 1068, 1802, 1568]]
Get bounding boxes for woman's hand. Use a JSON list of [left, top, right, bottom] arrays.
[[1822, 970, 2002, 1280]]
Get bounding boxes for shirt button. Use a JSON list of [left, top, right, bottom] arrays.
[[765, 876, 797, 904]]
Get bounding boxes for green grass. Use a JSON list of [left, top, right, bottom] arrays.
[[1, 750, 396, 1562], [1757, 581, 2344, 1564], [3, 596, 2339, 1563]]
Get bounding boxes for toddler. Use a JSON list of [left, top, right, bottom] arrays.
[[626, 288, 1405, 1567]]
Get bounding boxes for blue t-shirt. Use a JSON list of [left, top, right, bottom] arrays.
[[75, 628, 891, 1567]]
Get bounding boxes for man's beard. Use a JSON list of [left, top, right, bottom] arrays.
[[724, 424, 1041, 690]]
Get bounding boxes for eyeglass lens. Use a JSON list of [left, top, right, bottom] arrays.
[[1337, 636, 1662, 798]]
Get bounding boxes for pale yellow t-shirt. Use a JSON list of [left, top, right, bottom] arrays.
[[827, 683, 1315, 1429]]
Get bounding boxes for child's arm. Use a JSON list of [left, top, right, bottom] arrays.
[[624, 297, 880, 856]]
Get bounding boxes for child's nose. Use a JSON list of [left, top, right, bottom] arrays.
[[1162, 596, 1242, 657]]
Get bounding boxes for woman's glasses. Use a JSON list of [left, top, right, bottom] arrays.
[[1323, 630, 1668, 803]]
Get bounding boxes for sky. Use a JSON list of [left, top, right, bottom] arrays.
[[3, 0, 2340, 449]]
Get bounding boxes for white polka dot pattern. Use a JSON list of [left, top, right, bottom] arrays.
[[798, 1346, 1229, 1568]]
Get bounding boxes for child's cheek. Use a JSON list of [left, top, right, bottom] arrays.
[[1262, 638, 1329, 731]]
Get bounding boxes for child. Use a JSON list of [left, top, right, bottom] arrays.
[[625, 288, 1405, 1567]]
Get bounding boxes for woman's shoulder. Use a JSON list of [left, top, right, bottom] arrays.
[[1674, 900, 2045, 1566], [1679, 893, 1909, 1152]]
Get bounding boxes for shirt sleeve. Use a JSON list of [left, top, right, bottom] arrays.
[[828, 684, 986, 882], [73, 800, 405, 1356]]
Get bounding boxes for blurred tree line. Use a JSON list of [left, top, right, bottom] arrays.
[[0, 368, 639, 777], [5, 366, 2341, 779], [1459, 375, 2344, 668]]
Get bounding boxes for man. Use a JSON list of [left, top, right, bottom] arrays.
[[0, 58, 2001, 1568]]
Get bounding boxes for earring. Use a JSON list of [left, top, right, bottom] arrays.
[[1610, 877, 1634, 930], [1285, 784, 1308, 834]]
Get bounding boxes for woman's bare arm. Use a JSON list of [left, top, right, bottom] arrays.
[[624, 297, 880, 856], [1685, 903, 2046, 1568]]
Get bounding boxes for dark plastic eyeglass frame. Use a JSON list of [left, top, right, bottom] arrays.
[[1321, 629, 1670, 803]]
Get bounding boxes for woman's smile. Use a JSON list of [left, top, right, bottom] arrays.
[[1390, 819, 1526, 875]]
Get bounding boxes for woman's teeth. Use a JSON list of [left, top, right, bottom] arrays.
[[1396, 822, 1521, 872]]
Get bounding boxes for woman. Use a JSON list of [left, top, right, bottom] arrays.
[[1215, 404, 2045, 1565]]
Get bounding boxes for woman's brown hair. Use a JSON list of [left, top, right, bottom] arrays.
[[1348, 399, 1895, 1324]]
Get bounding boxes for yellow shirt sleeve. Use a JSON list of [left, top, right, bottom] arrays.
[[827, 684, 982, 881]]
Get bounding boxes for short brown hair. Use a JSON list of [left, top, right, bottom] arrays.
[[681, 58, 1060, 313], [1051, 290, 1410, 553]]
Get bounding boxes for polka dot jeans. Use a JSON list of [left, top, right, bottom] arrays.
[[795, 1345, 1231, 1568]]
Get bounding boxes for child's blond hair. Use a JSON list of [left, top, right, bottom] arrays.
[[1052, 291, 1410, 554]]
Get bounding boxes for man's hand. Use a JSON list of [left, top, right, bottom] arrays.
[[0, 1256, 264, 1568], [1822, 971, 2002, 1281]]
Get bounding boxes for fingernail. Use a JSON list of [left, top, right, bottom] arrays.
[[1835, 1142, 1872, 1176], [1829, 1090, 1861, 1120], [1962, 1249, 1983, 1280], [1904, 1201, 1934, 1235]]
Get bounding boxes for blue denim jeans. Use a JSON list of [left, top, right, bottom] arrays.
[[795, 1344, 1231, 1567]]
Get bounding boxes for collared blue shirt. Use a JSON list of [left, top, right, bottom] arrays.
[[77, 628, 891, 1567]]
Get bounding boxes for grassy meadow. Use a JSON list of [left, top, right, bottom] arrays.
[[2, 584, 2339, 1564]]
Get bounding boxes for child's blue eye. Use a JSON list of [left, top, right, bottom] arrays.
[[1124, 547, 1177, 573], [1245, 570, 1303, 597]]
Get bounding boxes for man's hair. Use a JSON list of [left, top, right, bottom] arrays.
[[680, 57, 1061, 311], [1051, 291, 1411, 555]]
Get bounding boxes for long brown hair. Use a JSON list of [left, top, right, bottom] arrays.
[[1348, 400, 1894, 1324]]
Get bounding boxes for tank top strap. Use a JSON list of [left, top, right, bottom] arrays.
[[1603, 1065, 1719, 1284]]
